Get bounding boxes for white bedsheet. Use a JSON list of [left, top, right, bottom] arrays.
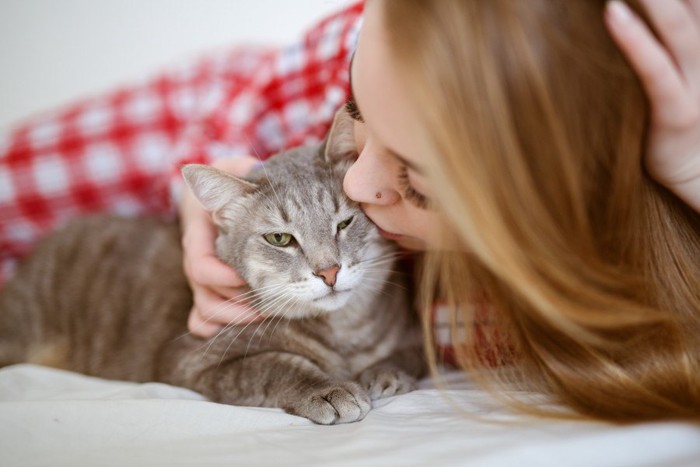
[[1, 364, 699, 467]]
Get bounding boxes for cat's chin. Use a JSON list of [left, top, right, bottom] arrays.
[[310, 289, 353, 313]]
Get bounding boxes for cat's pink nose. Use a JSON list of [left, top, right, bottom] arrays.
[[314, 264, 340, 287]]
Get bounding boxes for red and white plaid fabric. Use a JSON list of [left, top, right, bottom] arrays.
[[0, 2, 364, 284]]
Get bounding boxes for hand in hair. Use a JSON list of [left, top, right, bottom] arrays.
[[605, 0, 700, 212]]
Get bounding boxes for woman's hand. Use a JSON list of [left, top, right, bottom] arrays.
[[605, 0, 700, 211], [180, 155, 263, 338]]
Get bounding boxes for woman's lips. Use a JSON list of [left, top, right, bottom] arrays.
[[377, 226, 403, 241], [361, 205, 405, 241]]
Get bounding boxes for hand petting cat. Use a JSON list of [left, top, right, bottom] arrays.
[[180, 155, 263, 337], [606, 0, 700, 212]]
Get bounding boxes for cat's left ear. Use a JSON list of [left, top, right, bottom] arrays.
[[322, 105, 357, 165], [181, 164, 258, 216]]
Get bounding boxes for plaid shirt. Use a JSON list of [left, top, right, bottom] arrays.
[[0, 2, 363, 283]]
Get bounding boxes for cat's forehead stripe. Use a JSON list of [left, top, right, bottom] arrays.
[[315, 187, 326, 205], [332, 189, 340, 214], [278, 203, 290, 223]]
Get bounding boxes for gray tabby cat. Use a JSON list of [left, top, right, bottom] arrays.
[[0, 109, 424, 424]]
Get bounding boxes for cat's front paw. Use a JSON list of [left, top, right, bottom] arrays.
[[286, 381, 371, 425], [358, 367, 417, 400]]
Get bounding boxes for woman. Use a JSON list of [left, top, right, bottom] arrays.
[[183, 0, 700, 422]]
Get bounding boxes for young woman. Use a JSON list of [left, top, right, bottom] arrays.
[[182, 0, 700, 422], [2, 0, 699, 421]]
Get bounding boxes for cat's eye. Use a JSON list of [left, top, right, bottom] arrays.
[[337, 216, 354, 232], [263, 232, 294, 247]]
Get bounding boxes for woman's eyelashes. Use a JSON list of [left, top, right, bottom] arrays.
[[398, 165, 430, 209], [345, 98, 364, 122]]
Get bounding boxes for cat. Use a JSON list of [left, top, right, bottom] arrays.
[[0, 108, 425, 425]]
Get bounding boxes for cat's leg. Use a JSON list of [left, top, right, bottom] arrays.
[[170, 351, 371, 425], [356, 345, 426, 400]]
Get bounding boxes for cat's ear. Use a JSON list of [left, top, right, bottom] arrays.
[[181, 164, 258, 215], [322, 105, 357, 165]]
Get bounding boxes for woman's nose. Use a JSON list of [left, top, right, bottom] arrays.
[[343, 147, 400, 205]]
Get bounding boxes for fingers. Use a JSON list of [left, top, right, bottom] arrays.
[[605, 1, 697, 126], [638, 0, 700, 94], [186, 249, 246, 289], [692, 0, 700, 17], [188, 286, 263, 338], [182, 210, 246, 289], [188, 310, 226, 338]]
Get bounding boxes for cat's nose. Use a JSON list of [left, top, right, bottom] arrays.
[[313, 264, 341, 287]]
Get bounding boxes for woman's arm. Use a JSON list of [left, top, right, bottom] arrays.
[[605, 0, 700, 211]]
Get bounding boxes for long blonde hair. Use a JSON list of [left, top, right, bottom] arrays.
[[383, 0, 700, 422]]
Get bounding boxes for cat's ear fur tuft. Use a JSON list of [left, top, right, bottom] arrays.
[[181, 164, 257, 216], [323, 106, 357, 165]]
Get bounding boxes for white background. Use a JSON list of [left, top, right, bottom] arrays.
[[0, 0, 353, 129]]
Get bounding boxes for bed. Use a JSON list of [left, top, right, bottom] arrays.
[[2, 363, 699, 466]]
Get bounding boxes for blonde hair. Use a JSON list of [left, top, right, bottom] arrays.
[[382, 0, 700, 422]]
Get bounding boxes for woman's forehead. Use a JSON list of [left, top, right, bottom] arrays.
[[352, 5, 431, 174]]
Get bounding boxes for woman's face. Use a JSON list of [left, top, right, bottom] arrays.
[[343, 0, 443, 251]]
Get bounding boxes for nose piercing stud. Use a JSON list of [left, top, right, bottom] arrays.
[[375, 192, 382, 199]]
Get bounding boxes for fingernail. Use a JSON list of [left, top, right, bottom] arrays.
[[607, 1, 632, 23]]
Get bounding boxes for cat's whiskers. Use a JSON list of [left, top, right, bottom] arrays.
[[248, 292, 298, 354], [362, 258, 402, 269], [184, 283, 287, 343], [360, 269, 406, 287], [353, 257, 403, 275], [174, 283, 286, 344], [213, 317, 263, 366], [362, 279, 407, 298], [222, 291, 294, 363], [191, 284, 289, 358], [251, 289, 293, 332], [356, 252, 404, 267], [354, 274, 406, 301], [249, 285, 295, 319], [265, 295, 304, 345], [211, 309, 270, 365], [196, 283, 283, 326], [266, 295, 302, 343], [215, 286, 294, 364], [199, 302, 267, 359]]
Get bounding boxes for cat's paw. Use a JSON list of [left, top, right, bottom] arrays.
[[287, 381, 371, 425], [358, 367, 417, 400]]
